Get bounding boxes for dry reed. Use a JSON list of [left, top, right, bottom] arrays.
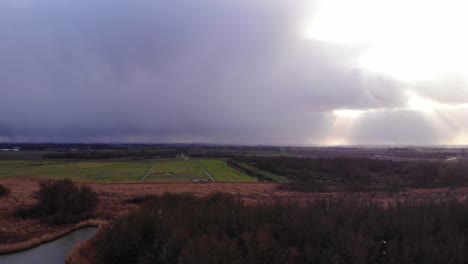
[[65, 220, 109, 264], [0, 219, 106, 255]]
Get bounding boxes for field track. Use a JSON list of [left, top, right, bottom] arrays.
[[192, 160, 216, 182], [139, 163, 157, 183]]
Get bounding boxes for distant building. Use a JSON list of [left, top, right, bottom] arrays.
[[0, 148, 20, 152], [192, 179, 212, 183]]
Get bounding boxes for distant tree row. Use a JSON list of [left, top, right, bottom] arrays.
[[43, 150, 179, 159], [234, 156, 468, 190]]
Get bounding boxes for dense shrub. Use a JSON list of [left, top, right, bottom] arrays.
[[0, 184, 10, 198], [94, 193, 468, 264], [278, 180, 329, 192], [16, 179, 98, 224], [125, 194, 159, 204]]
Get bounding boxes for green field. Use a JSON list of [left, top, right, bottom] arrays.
[[144, 159, 209, 182], [0, 159, 256, 183], [195, 159, 256, 182], [0, 160, 154, 182], [143, 159, 256, 182]]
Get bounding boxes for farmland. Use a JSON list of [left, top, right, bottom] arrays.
[[195, 159, 256, 182], [0, 158, 256, 183], [141, 159, 256, 182], [0, 160, 154, 182], [3, 147, 468, 263]]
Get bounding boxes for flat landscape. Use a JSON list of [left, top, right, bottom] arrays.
[[2, 147, 468, 263], [1, 178, 468, 248], [0, 158, 256, 183]]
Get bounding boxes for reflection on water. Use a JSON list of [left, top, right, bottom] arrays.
[[0, 227, 97, 264]]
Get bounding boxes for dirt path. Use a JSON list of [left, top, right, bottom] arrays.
[[198, 163, 216, 182], [185, 155, 216, 182], [139, 162, 157, 183]]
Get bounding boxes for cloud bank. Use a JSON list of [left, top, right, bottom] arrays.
[[0, 0, 466, 144]]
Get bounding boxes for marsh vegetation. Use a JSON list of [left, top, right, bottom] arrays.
[[93, 193, 468, 264]]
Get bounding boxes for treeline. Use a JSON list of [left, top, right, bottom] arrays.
[[187, 146, 281, 153], [185, 146, 281, 158], [0, 143, 281, 152], [0, 143, 129, 151], [385, 150, 459, 160], [43, 150, 179, 159], [93, 193, 468, 264], [234, 156, 468, 189], [186, 150, 235, 158]]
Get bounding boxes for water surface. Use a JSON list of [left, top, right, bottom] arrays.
[[0, 227, 97, 264]]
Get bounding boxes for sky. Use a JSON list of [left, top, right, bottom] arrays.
[[1, 0, 468, 145]]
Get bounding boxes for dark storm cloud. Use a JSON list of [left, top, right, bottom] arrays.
[[0, 0, 406, 144]]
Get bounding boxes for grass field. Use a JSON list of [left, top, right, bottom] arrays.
[[0, 160, 154, 182], [144, 159, 209, 182], [143, 159, 256, 182], [0, 159, 256, 183], [195, 159, 256, 182]]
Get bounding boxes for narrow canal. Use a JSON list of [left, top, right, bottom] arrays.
[[0, 227, 97, 264]]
